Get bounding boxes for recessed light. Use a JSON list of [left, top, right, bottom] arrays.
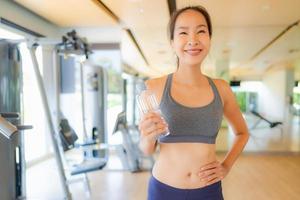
[[222, 49, 230, 54], [157, 50, 166, 54], [289, 49, 300, 53], [128, 0, 142, 2], [261, 4, 271, 11]]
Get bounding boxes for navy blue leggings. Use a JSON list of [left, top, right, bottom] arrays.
[[148, 175, 224, 200]]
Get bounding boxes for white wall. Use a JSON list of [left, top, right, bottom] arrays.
[[256, 68, 294, 122], [258, 69, 286, 121], [239, 67, 294, 122]]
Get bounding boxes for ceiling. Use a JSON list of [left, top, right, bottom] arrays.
[[14, 0, 300, 79]]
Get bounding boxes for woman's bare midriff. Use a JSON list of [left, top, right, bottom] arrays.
[[152, 142, 217, 189]]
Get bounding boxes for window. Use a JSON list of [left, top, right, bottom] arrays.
[[0, 27, 49, 164], [19, 43, 50, 163]]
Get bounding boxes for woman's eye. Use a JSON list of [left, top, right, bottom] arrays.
[[179, 32, 187, 35], [197, 30, 206, 34]]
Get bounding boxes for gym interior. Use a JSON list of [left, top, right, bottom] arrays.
[[0, 1, 299, 200]]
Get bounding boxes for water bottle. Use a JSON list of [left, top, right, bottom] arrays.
[[136, 83, 169, 137]]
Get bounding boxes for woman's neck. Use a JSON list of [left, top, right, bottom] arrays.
[[174, 63, 206, 85]]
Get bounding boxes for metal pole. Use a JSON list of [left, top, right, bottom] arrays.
[[79, 62, 88, 141], [132, 77, 137, 126], [28, 43, 72, 200]]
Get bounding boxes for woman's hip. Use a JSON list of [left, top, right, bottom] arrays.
[[148, 175, 224, 200]]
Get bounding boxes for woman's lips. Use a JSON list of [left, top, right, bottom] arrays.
[[184, 49, 203, 56]]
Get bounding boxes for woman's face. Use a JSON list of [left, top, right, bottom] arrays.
[[171, 9, 211, 67]]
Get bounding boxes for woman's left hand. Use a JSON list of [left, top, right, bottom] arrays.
[[198, 161, 230, 186]]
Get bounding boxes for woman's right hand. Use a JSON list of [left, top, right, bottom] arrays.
[[138, 111, 168, 143]]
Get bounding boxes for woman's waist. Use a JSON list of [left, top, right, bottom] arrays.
[[159, 142, 216, 159], [154, 152, 216, 174], [152, 149, 217, 188]]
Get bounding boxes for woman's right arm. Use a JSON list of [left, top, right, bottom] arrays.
[[138, 78, 168, 155], [138, 112, 168, 156]]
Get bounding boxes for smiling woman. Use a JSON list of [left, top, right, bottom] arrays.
[[168, 6, 212, 69], [138, 6, 250, 200]]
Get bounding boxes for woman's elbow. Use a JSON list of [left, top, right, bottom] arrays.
[[235, 130, 250, 140], [240, 131, 250, 143]]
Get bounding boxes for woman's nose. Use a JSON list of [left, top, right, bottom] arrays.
[[187, 35, 199, 46], [188, 40, 199, 46]]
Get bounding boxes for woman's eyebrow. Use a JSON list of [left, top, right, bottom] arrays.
[[176, 24, 207, 30], [196, 24, 207, 28], [177, 26, 188, 30]]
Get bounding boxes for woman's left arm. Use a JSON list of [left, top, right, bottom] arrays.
[[198, 79, 249, 185], [219, 79, 250, 169]]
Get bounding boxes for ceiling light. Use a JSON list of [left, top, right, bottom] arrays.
[[289, 49, 300, 53], [157, 50, 166, 54], [261, 4, 271, 11], [128, 0, 142, 2], [0, 27, 24, 40], [222, 49, 230, 54]]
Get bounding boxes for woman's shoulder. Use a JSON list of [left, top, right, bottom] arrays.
[[209, 77, 232, 105], [211, 78, 230, 91], [145, 74, 169, 90], [144, 74, 170, 103]]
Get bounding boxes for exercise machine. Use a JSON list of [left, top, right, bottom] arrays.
[[0, 113, 32, 200], [250, 110, 283, 129], [0, 40, 32, 200], [27, 30, 112, 199], [250, 110, 283, 137], [112, 111, 154, 172]]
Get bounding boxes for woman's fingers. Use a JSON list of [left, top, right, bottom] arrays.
[[142, 116, 164, 129], [148, 125, 169, 138], [198, 167, 220, 179], [205, 175, 223, 186], [138, 112, 168, 138], [197, 160, 229, 186], [199, 161, 219, 172], [202, 172, 219, 182], [199, 168, 224, 186], [198, 166, 221, 178], [140, 112, 161, 122], [144, 121, 165, 134]]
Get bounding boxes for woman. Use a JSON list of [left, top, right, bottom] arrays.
[[138, 6, 249, 200]]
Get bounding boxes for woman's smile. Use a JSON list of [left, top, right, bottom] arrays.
[[184, 48, 203, 56]]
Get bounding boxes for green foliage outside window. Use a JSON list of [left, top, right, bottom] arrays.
[[107, 68, 122, 108], [293, 93, 300, 104], [233, 91, 258, 113], [107, 68, 122, 94], [234, 92, 246, 112]]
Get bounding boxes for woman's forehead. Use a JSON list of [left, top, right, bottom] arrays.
[[175, 10, 207, 28]]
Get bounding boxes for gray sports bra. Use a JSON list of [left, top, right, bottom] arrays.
[[158, 73, 223, 144]]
